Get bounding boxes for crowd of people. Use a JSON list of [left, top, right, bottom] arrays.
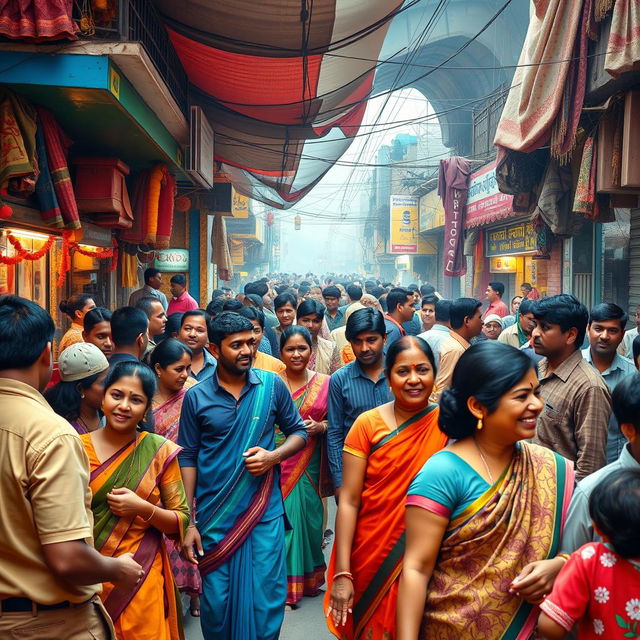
[[1, 267, 639, 640]]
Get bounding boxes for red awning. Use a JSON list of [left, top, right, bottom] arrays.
[[465, 160, 516, 228], [154, 0, 401, 207]]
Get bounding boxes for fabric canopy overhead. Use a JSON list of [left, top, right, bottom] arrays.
[[154, 0, 402, 208]]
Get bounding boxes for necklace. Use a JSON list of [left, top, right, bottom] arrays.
[[474, 439, 495, 485]]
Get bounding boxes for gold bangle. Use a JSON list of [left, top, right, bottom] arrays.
[[142, 505, 156, 523], [333, 571, 354, 581], [557, 553, 571, 563]]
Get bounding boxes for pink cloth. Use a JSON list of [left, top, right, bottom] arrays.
[[167, 291, 199, 315], [483, 299, 509, 319]]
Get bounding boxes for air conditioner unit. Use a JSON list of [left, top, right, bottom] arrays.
[[186, 106, 214, 189]]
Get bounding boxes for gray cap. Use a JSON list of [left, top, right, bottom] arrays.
[[483, 313, 504, 328], [58, 342, 109, 382]]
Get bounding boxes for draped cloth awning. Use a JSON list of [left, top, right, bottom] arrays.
[[154, 0, 401, 208]]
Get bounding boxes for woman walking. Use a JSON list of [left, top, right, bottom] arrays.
[[326, 336, 447, 639], [44, 342, 109, 434], [296, 299, 341, 375], [58, 293, 96, 354], [278, 326, 332, 607], [397, 341, 575, 640], [149, 339, 201, 617], [81, 361, 190, 639]]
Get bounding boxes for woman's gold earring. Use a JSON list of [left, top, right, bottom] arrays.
[[477, 418, 483, 430]]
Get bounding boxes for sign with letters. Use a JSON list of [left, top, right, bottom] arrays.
[[486, 222, 537, 257]]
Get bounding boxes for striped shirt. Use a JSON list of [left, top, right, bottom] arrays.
[[327, 359, 392, 487]]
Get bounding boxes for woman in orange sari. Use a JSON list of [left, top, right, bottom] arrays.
[[397, 342, 574, 640], [149, 338, 201, 616], [81, 361, 190, 640], [278, 326, 332, 608], [326, 336, 447, 639]]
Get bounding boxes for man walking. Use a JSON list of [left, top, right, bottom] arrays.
[[327, 308, 391, 496], [128, 267, 168, 310], [108, 306, 149, 367], [167, 274, 198, 315], [418, 299, 451, 365], [483, 281, 509, 319], [498, 297, 536, 348], [0, 296, 143, 639], [322, 285, 345, 331], [532, 294, 611, 480], [179, 312, 306, 640], [383, 287, 416, 350], [135, 297, 167, 363], [582, 303, 635, 463], [430, 297, 482, 402]]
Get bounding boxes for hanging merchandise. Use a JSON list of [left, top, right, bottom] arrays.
[[35, 106, 81, 230], [0, 1, 78, 41], [175, 195, 191, 212], [35, 114, 63, 227], [573, 132, 599, 219], [122, 170, 150, 245], [155, 170, 177, 249], [144, 164, 165, 246]]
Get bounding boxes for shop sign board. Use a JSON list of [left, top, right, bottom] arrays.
[[390, 195, 419, 254], [419, 190, 445, 232], [486, 222, 537, 257], [232, 188, 249, 218], [466, 161, 514, 228], [155, 248, 189, 272]]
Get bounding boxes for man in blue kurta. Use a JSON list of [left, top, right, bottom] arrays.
[[178, 312, 307, 640]]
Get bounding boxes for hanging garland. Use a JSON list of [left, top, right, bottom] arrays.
[[57, 231, 118, 287], [0, 233, 56, 265]]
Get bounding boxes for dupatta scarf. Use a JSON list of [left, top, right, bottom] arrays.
[[279, 372, 331, 499], [420, 442, 574, 640], [86, 431, 186, 624], [326, 405, 447, 639]]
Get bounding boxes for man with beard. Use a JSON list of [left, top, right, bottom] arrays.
[[532, 295, 611, 480], [178, 309, 217, 382], [327, 308, 391, 497], [178, 312, 306, 640], [582, 303, 635, 463]]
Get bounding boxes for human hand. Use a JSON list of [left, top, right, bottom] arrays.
[[304, 418, 326, 436], [107, 487, 150, 519], [327, 576, 354, 627], [510, 558, 565, 604], [111, 552, 145, 590], [181, 526, 203, 565], [243, 446, 277, 476]]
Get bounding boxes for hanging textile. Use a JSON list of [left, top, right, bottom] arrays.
[[533, 160, 582, 237], [0, 90, 37, 195], [439, 157, 471, 278], [605, 0, 640, 77], [34, 117, 63, 228], [494, 0, 584, 155], [122, 170, 150, 245], [35, 106, 80, 230], [0, 0, 78, 42], [472, 229, 489, 300], [211, 215, 233, 282], [573, 133, 599, 218], [155, 170, 176, 250], [120, 249, 139, 288]]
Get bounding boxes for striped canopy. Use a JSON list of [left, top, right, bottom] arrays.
[[155, 0, 401, 207]]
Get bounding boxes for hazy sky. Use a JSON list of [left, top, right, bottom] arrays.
[[277, 89, 437, 274]]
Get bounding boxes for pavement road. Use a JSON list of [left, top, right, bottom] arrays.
[[185, 500, 336, 640]]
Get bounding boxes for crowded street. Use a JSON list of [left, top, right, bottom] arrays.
[[2, 1, 640, 640]]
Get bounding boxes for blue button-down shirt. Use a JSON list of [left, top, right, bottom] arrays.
[[190, 348, 218, 383], [582, 348, 636, 462], [327, 359, 392, 487], [326, 308, 345, 332], [178, 369, 307, 521]]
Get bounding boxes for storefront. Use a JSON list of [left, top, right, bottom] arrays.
[[465, 161, 562, 302]]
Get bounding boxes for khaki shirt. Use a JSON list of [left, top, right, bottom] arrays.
[[533, 350, 611, 480], [429, 330, 469, 403], [0, 378, 98, 603], [497, 323, 521, 348]]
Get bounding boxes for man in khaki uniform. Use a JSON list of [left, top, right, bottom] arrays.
[[0, 296, 144, 639]]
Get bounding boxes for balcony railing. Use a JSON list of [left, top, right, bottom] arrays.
[[73, 0, 188, 115]]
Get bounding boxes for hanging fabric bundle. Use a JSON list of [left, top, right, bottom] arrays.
[[144, 164, 165, 246], [573, 132, 599, 219], [155, 170, 176, 249]]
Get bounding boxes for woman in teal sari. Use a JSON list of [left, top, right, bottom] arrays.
[[278, 325, 332, 607]]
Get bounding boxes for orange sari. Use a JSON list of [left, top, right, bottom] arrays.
[[325, 405, 447, 639], [82, 431, 190, 640]]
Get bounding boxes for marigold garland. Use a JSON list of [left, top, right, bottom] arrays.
[[0, 233, 56, 265]]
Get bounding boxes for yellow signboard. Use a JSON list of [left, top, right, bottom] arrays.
[[232, 188, 249, 218], [486, 222, 536, 257], [390, 195, 419, 254], [419, 190, 445, 232]]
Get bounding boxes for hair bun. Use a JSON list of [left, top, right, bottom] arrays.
[[58, 300, 69, 314], [438, 388, 476, 439]]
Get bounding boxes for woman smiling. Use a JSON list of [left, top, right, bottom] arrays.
[[81, 362, 190, 639], [326, 336, 447, 639], [397, 341, 575, 640]]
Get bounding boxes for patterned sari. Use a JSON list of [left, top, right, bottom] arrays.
[[326, 406, 447, 639], [153, 380, 200, 597], [81, 431, 190, 640], [420, 443, 574, 640], [277, 372, 332, 605]]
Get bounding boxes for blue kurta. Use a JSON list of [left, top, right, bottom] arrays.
[[178, 369, 306, 640]]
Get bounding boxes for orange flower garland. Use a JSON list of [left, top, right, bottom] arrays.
[[0, 233, 56, 265], [57, 232, 118, 287]]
